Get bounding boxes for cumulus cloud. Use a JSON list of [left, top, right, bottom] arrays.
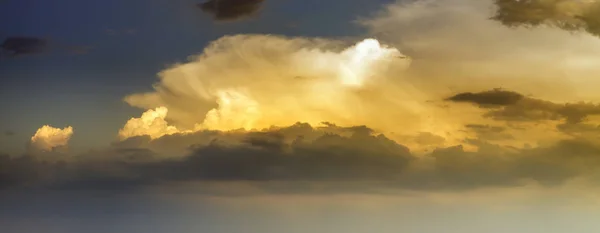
[[29, 125, 74, 152], [122, 0, 600, 152], [122, 36, 440, 142], [118, 107, 184, 140], [492, 0, 600, 36], [198, 0, 265, 21]]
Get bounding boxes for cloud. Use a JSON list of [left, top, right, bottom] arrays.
[[1, 37, 93, 58], [120, 0, 600, 154], [29, 125, 74, 152], [360, 0, 600, 101], [118, 107, 184, 140], [4, 122, 600, 194], [1, 123, 412, 191], [198, 0, 265, 21], [447, 89, 600, 124], [492, 0, 600, 37], [414, 139, 600, 189], [8, 0, 600, 196], [1, 37, 48, 57], [446, 89, 525, 107], [123, 35, 428, 139]]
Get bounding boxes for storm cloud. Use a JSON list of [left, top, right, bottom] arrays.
[[3, 122, 600, 194]]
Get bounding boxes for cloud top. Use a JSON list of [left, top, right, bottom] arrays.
[[123, 36, 416, 136], [118, 107, 182, 140]]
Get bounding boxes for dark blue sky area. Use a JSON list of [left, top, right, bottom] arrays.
[[0, 0, 393, 153]]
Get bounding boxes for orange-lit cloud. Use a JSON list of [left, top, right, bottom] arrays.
[[30, 125, 74, 151], [122, 36, 468, 148], [118, 107, 184, 140], [120, 1, 600, 151]]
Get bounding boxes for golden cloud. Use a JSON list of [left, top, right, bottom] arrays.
[[30, 125, 74, 151], [121, 36, 463, 148]]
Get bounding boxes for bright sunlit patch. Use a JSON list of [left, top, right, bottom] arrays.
[[30, 125, 74, 151], [199, 89, 262, 131], [339, 38, 401, 87], [118, 107, 183, 140]]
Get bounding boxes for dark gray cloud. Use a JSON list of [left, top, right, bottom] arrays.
[[1, 37, 93, 58], [2, 123, 600, 194], [446, 88, 524, 107], [448, 89, 600, 124], [492, 0, 600, 37], [416, 139, 600, 188], [198, 0, 265, 21], [1, 37, 48, 57]]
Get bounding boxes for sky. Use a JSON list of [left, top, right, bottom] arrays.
[[2, 0, 600, 232]]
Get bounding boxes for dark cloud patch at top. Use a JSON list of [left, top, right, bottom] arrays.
[[492, 0, 600, 37], [1, 37, 93, 58], [1, 37, 48, 57], [198, 0, 265, 21], [446, 88, 525, 107]]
